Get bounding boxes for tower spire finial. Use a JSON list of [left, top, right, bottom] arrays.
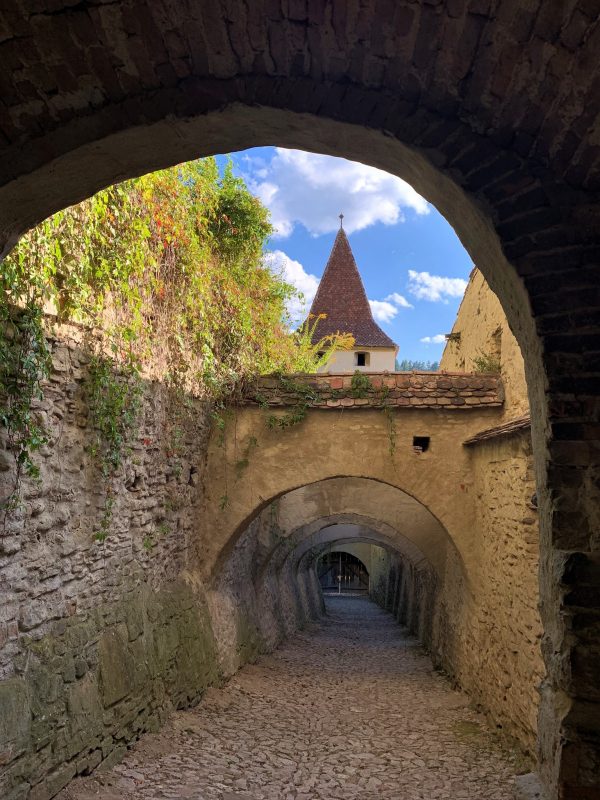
[[339, 212, 344, 229]]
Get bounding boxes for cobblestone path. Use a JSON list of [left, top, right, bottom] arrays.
[[59, 596, 521, 800]]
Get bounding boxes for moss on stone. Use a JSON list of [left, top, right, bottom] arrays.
[[0, 580, 221, 799], [235, 615, 263, 665], [0, 679, 31, 764]]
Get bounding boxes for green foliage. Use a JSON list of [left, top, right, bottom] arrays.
[[212, 404, 234, 449], [472, 351, 501, 373], [1, 156, 327, 529], [350, 371, 372, 398], [235, 435, 258, 479], [3, 157, 317, 402], [383, 405, 397, 460], [266, 375, 321, 430], [396, 359, 440, 371], [86, 351, 143, 477], [94, 495, 115, 543], [288, 313, 354, 374], [267, 404, 309, 430], [0, 303, 51, 511], [142, 521, 169, 551], [85, 350, 142, 541]]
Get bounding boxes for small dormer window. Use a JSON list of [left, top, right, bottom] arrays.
[[355, 352, 369, 367]]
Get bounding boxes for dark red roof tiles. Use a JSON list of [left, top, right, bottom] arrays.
[[244, 372, 504, 409], [307, 228, 397, 349]]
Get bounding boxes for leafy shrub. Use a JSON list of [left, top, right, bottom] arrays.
[[472, 351, 501, 373]]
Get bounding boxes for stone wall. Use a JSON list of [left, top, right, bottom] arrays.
[[206, 509, 326, 679], [368, 545, 442, 661], [0, 322, 545, 798], [225, 472, 542, 757], [441, 268, 529, 419], [463, 429, 543, 748], [438, 269, 542, 748], [375, 433, 540, 754], [0, 328, 221, 800], [366, 442, 543, 753]]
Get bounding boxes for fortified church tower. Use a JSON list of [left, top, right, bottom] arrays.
[[308, 218, 398, 373]]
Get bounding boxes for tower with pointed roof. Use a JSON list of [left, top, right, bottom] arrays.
[[307, 220, 398, 373]]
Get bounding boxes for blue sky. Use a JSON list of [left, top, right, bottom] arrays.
[[217, 147, 473, 363]]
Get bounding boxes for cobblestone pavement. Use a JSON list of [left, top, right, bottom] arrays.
[[59, 596, 522, 800]]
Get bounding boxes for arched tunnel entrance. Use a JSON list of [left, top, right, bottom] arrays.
[[317, 545, 370, 594], [58, 477, 533, 799], [202, 475, 539, 755], [2, 7, 599, 794]]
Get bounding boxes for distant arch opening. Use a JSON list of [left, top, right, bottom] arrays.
[[317, 549, 370, 594]]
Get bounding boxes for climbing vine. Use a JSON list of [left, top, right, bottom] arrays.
[[266, 375, 321, 430], [0, 157, 328, 530], [351, 372, 398, 459], [85, 349, 143, 540], [0, 303, 51, 512], [350, 371, 372, 398], [86, 351, 143, 478]]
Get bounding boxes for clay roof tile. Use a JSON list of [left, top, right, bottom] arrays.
[[307, 228, 397, 349]]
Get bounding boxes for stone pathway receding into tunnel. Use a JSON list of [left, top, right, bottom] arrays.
[[58, 596, 522, 800]]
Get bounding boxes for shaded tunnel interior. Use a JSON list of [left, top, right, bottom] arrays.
[[318, 549, 370, 593], [206, 478, 463, 694]]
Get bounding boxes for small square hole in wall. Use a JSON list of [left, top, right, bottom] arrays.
[[413, 436, 430, 453], [355, 352, 369, 367]]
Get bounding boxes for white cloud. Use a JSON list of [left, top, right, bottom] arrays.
[[265, 249, 418, 327], [263, 249, 319, 321], [420, 334, 447, 344], [407, 270, 467, 303], [369, 291, 415, 322], [369, 300, 398, 323], [245, 148, 429, 237], [384, 292, 413, 309]]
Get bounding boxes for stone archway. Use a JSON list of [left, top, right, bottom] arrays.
[[316, 545, 370, 592], [1, 5, 599, 795], [209, 476, 540, 752]]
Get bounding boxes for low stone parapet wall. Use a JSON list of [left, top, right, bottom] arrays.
[[244, 371, 504, 409]]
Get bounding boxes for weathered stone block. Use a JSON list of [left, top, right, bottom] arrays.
[[125, 601, 145, 642], [29, 761, 76, 800], [98, 744, 127, 772], [98, 625, 135, 708], [0, 679, 31, 766], [66, 674, 103, 737]]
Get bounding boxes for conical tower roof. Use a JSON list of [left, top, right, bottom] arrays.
[[307, 227, 397, 348]]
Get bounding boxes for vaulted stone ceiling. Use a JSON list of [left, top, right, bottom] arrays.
[[1, 1, 599, 240]]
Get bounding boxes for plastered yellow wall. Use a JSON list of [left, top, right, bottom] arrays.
[[441, 268, 529, 419]]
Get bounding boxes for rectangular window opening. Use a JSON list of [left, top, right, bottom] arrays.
[[355, 352, 369, 367], [413, 436, 430, 453]]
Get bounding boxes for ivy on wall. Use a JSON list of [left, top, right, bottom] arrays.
[[0, 303, 51, 514], [0, 158, 341, 523]]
